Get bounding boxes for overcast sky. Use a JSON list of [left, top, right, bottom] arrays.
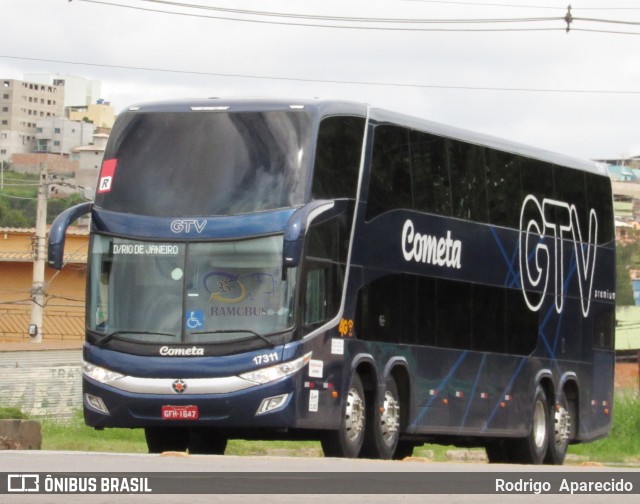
[[1, 0, 640, 161]]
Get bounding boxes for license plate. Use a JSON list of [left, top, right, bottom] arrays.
[[162, 405, 199, 420]]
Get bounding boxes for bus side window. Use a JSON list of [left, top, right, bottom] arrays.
[[411, 130, 451, 217], [302, 216, 346, 332], [486, 150, 522, 228], [305, 267, 327, 326], [366, 125, 412, 220], [593, 307, 614, 349], [312, 115, 365, 200], [586, 172, 614, 243], [448, 141, 488, 222]]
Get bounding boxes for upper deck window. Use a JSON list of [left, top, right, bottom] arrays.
[[95, 110, 313, 217]]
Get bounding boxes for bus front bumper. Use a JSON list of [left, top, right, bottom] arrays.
[[82, 353, 313, 428]]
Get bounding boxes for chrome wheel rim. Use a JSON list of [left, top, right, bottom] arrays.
[[380, 390, 400, 445], [345, 386, 365, 442], [532, 399, 547, 449], [553, 404, 571, 447]]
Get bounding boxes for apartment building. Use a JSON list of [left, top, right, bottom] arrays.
[[35, 116, 95, 156], [0, 79, 64, 162], [68, 101, 115, 129], [74, 132, 108, 195], [25, 73, 101, 109]]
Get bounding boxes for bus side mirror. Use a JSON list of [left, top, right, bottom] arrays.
[[282, 199, 346, 270], [48, 202, 92, 270]]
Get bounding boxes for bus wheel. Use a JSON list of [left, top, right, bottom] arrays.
[[513, 385, 550, 464], [321, 373, 366, 458], [188, 428, 227, 455], [544, 395, 571, 465], [363, 376, 401, 459], [144, 427, 189, 453]]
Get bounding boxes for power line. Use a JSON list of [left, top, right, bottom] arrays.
[[401, 0, 640, 9], [573, 27, 640, 35], [73, 0, 565, 31], [135, 0, 560, 24], [3, 54, 640, 95], [574, 16, 640, 26], [71, 0, 640, 35], [0, 193, 37, 201], [400, 0, 560, 7]]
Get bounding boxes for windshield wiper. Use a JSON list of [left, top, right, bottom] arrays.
[[95, 330, 177, 347], [190, 329, 276, 348]]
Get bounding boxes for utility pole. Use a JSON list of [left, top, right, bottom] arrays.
[[30, 162, 48, 343]]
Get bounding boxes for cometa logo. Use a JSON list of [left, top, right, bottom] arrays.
[[401, 219, 462, 269], [159, 346, 205, 357]]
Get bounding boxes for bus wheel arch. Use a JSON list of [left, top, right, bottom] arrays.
[[513, 381, 552, 464], [321, 362, 375, 458], [361, 362, 409, 460]]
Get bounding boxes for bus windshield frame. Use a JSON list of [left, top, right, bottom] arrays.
[[87, 233, 297, 347]]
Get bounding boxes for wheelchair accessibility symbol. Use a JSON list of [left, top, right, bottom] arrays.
[[186, 310, 204, 329]]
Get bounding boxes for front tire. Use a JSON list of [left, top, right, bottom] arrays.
[[145, 427, 189, 453], [321, 373, 366, 458], [188, 428, 227, 455]]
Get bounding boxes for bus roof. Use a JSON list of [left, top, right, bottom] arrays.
[[120, 98, 604, 176], [368, 106, 605, 176]]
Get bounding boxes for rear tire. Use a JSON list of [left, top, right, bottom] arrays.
[[512, 385, 550, 464], [362, 376, 401, 459], [145, 427, 189, 453], [544, 394, 572, 465], [321, 373, 366, 458]]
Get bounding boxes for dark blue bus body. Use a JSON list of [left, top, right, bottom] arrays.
[[50, 99, 615, 463]]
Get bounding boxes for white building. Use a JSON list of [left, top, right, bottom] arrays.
[[24, 73, 101, 109], [0, 78, 65, 162], [74, 132, 109, 196], [35, 117, 95, 156]]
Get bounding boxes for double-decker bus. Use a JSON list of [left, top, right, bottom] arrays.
[[49, 99, 615, 464]]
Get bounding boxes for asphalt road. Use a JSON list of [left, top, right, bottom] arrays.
[[0, 451, 638, 504]]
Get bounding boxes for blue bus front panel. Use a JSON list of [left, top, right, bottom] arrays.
[[82, 334, 346, 431]]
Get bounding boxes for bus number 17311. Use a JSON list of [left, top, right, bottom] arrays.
[[253, 352, 279, 366]]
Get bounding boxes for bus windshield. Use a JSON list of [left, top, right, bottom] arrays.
[[88, 234, 296, 345], [94, 110, 313, 217]]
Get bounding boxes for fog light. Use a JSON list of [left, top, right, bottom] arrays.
[[85, 393, 110, 415], [256, 394, 289, 415]]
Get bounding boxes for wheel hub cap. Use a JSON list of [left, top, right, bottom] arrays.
[[345, 387, 364, 441]]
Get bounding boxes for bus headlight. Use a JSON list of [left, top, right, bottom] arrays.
[[83, 360, 125, 384], [240, 352, 312, 385]]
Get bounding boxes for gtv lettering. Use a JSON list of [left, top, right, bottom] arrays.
[[170, 219, 207, 234], [518, 195, 598, 316]]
